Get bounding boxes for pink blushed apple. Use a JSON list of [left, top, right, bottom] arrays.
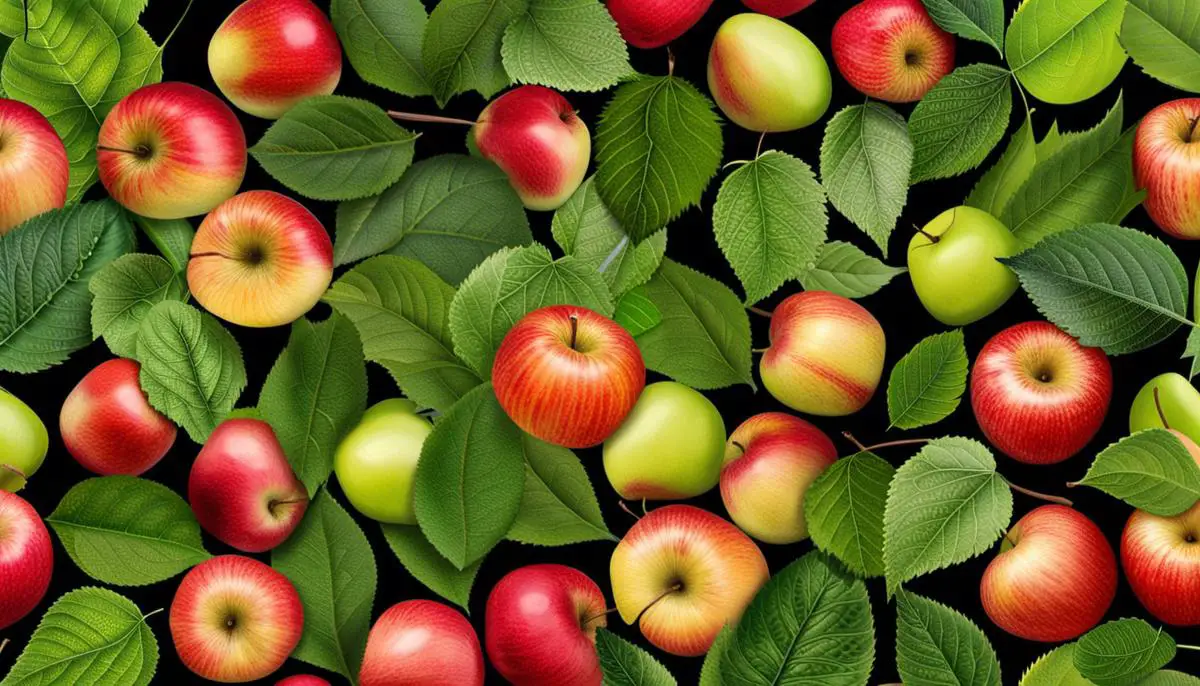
[[1134, 99, 1200, 239], [0, 99, 68, 233], [360, 600, 485, 686], [276, 677, 330, 686], [741, 0, 817, 17], [0, 491, 52, 630], [606, 0, 713, 49], [832, 0, 956, 103], [1122, 501, 1200, 626]]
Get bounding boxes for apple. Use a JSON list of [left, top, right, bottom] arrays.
[[208, 0, 342, 119], [334, 398, 432, 524], [759, 291, 885, 416], [98, 82, 246, 220], [908, 206, 1019, 326], [0, 491, 52, 630], [1131, 373, 1200, 446], [611, 504, 768, 656], [981, 505, 1116, 642], [0, 99, 68, 233], [602, 381, 725, 499], [720, 412, 837, 544], [170, 555, 303, 682], [59, 358, 177, 476], [606, 0, 713, 49], [1134, 99, 1200, 239], [494, 305, 644, 449], [0, 387, 49, 492], [832, 0, 955, 103], [189, 418, 309, 553], [707, 14, 832, 132], [1122, 501, 1200, 626], [361, 600, 485, 686], [741, 0, 817, 18], [485, 564, 607, 686], [187, 190, 333, 328], [971, 322, 1112, 465], [276, 678, 329, 686]]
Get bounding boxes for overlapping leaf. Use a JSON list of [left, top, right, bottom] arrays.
[[896, 591, 1002, 686], [805, 451, 894, 578], [1123, 0, 1200, 92], [501, 0, 632, 92], [799, 241, 907, 299], [331, 0, 431, 96], [381, 524, 481, 610], [1072, 429, 1200, 516], [423, 0, 527, 106], [921, 0, 1005, 51], [967, 113, 1035, 218], [887, 329, 969, 429], [1074, 620, 1176, 686], [1006, 0, 1127, 104], [89, 254, 188, 359], [507, 434, 614, 546], [909, 64, 1012, 184], [596, 629, 678, 686]]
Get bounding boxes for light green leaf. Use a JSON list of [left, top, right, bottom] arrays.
[[250, 96, 417, 201], [967, 112, 1036, 217], [596, 629, 678, 686], [896, 591, 1002, 686], [47, 476, 209, 587], [96, 24, 163, 118], [1184, 327, 1200, 380], [805, 451, 894, 578], [508, 434, 615, 546], [613, 286, 662, 337], [1020, 645, 1095, 686], [331, 0, 430, 96], [909, 63, 1012, 184], [381, 524, 481, 611], [422, 0, 527, 106], [595, 74, 724, 242], [887, 329, 969, 429], [89, 0, 147, 34], [133, 216, 193, 272], [1141, 672, 1200, 686], [799, 241, 907, 299], [921, 0, 1005, 51], [1006, 0, 1127, 105], [89, 254, 188, 359], [1074, 619, 1176, 686], [1123, 0, 1200, 92], [699, 626, 732, 686], [1071, 429, 1200, 516], [501, 0, 632, 92]]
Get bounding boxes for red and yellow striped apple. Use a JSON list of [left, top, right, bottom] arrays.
[[334, 399, 432, 525], [721, 412, 837, 544], [611, 505, 769, 657], [187, 190, 333, 328], [1134, 99, 1200, 239], [0, 388, 49, 492], [1122, 501, 1200, 626], [361, 600, 484, 686], [606, 0, 713, 49], [742, 0, 817, 17], [759, 291, 885, 417], [208, 0, 342, 119], [0, 99, 67, 233], [832, 0, 955, 103], [0, 491, 52, 630], [98, 82, 246, 219]]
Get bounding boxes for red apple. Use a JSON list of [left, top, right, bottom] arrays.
[[98, 82, 246, 220], [170, 555, 303, 683], [187, 190, 334, 328], [606, 0, 713, 49], [741, 0, 817, 17], [0, 491, 52, 630], [610, 505, 769, 657], [208, 0, 342, 119], [981, 505, 1117, 642], [0, 99, 67, 233], [360, 600, 485, 686], [971, 321, 1112, 465], [189, 418, 308, 553], [59, 358, 177, 476], [1134, 99, 1200, 239], [276, 677, 330, 686], [1122, 501, 1200, 626], [485, 564, 607, 686], [832, 0, 955, 103], [493, 305, 645, 449]]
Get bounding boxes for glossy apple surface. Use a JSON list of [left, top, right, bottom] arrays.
[[0, 388, 49, 493], [361, 600, 485, 686], [209, 0, 342, 119], [1130, 372, 1200, 445], [741, 0, 817, 17], [760, 291, 885, 416], [188, 190, 333, 328], [0, 491, 52, 630], [603, 381, 725, 499], [606, 0, 713, 49], [170, 555, 303, 683], [485, 564, 606, 686], [981, 505, 1116, 642], [1122, 501, 1200, 626], [276, 677, 330, 686], [98, 82, 246, 219], [334, 399, 432, 525], [1134, 99, 1200, 239], [0, 99, 68, 233], [494, 305, 644, 449], [971, 322, 1112, 465], [832, 0, 955, 103], [908, 206, 1018, 326], [708, 13, 832, 132]]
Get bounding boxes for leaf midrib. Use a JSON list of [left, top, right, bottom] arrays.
[[1009, 0, 1116, 74]]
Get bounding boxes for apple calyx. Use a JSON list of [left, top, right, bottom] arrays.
[[1184, 117, 1200, 145]]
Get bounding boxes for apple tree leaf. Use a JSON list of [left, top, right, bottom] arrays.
[[699, 626, 732, 686], [1123, 0, 1200, 93], [887, 329, 969, 430], [1074, 619, 1176, 686], [96, 23, 165, 118], [89, 0, 148, 34], [331, 0, 431, 96], [800, 241, 907, 300], [501, 0, 633, 92], [613, 286, 662, 338], [381, 524, 482, 611], [422, 0, 527, 107], [909, 64, 1012, 184], [596, 628, 678, 686], [1184, 327, 1200, 380], [133, 216, 194, 273], [1141, 672, 1200, 686], [967, 112, 1036, 218], [896, 591, 1002, 686], [921, 0, 1005, 52], [805, 451, 894, 578], [89, 254, 188, 359], [507, 434, 615, 546], [1006, 0, 1127, 105], [1072, 429, 1200, 516], [1020, 645, 1094, 686]]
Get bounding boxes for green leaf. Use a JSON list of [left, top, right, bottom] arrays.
[[613, 286, 662, 337], [381, 524, 481, 610], [501, 0, 632, 92], [273, 490, 376, 681], [414, 383, 525, 569], [967, 112, 1036, 218], [89, 0, 148, 34], [1020, 645, 1095, 686], [1006, 0, 1127, 105], [909, 64, 1012, 184], [896, 591, 1002, 686], [1071, 429, 1200, 516], [720, 552, 875, 685], [331, 0, 430, 96], [1000, 223, 1190, 355], [884, 437, 1012, 595], [1141, 672, 1200, 686], [47, 476, 209, 587], [89, 254, 188, 359], [635, 258, 754, 390], [596, 629, 678, 686], [799, 241, 907, 299], [713, 151, 828, 304], [804, 451, 894, 578], [0, 201, 134, 373], [552, 177, 666, 297], [135, 301, 247, 444], [334, 154, 532, 283], [1074, 619, 1176, 686], [699, 626, 732, 686], [0, 588, 157, 686], [422, 0, 527, 106], [133, 216, 193, 272], [921, 0, 1005, 51], [887, 329, 969, 430], [1185, 327, 1200, 380], [508, 434, 614, 546], [595, 75, 724, 241], [96, 24, 164, 118], [259, 315, 368, 496], [1123, 0, 1200, 92], [250, 96, 417, 201], [323, 255, 483, 413]]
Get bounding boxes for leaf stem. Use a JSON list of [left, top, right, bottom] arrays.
[[1005, 478, 1074, 507], [1178, 643, 1200, 651], [862, 438, 931, 452], [617, 501, 641, 522], [842, 432, 868, 452], [746, 306, 773, 318], [667, 47, 675, 77], [162, 0, 195, 49], [0, 637, 8, 656], [387, 111, 477, 127], [755, 131, 766, 158], [142, 607, 166, 622]]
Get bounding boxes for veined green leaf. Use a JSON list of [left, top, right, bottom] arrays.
[[1072, 429, 1200, 516], [909, 63, 1012, 184], [501, 0, 632, 92], [596, 629, 678, 686], [896, 591, 1002, 686], [799, 241, 907, 299], [1123, 0, 1200, 93], [887, 329, 969, 429], [89, 253, 188, 359], [1020, 645, 1094, 685], [331, 0, 431, 96], [381, 524, 481, 610], [133, 216, 194, 272], [1006, 0, 1127, 104], [921, 0, 1005, 51], [1074, 619, 1176, 686], [967, 112, 1036, 218], [97, 23, 165, 118], [805, 451, 894, 577], [613, 286, 662, 337], [423, 0, 527, 106], [507, 434, 614, 546]]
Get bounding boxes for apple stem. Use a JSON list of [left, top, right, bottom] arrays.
[[667, 48, 676, 77], [632, 582, 683, 626], [568, 315, 579, 350], [1188, 117, 1200, 144], [598, 237, 628, 274], [862, 438, 930, 452], [750, 348, 769, 354], [1005, 479, 1074, 507], [0, 638, 8, 656], [188, 251, 227, 260], [913, 224, 940, 244], [746, 306, 773, 318], [755, 132, 767, 159], [582, 607, 619, 625], [617, 501, 642, 521], [0, 463, 26, 479], [1154, 387, 1172, 430], [386, 111, 477, 127], [842, 432, 869, 452], [96, 144, 150, 158], [730, 440, 746, 455]]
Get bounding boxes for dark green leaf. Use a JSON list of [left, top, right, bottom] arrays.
[[1074, 619, 1176, 686], [1072, 429, 1200, 516], [507, 434, 614, 546], [909, 64, 1012, 184], [501, 0, 633, 92], [805, 451, 894, 578], [613, 286, 662, 337], [896, 591, 1002, 686], [422, 0, 526, 106], [381, 524, 481, 610], [89, 254, 188, 359], [596, 629, 678, 686], [331, 0, 431, 96], [887, 329, 969, 429], [799, 241, 907, 299]]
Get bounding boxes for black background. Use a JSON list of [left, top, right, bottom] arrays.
[[2, 0, 1199, 684]]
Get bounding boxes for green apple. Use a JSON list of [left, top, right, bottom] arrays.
[[0, 387, 48, 492], [334, 398, 432, 524], [602, 382, 726, 500], [908, 206, 1020, 326], [1130, 373, 1200, 444]]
